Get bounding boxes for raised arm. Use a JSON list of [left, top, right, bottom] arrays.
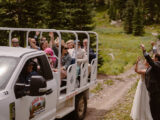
[[29, 38, 39, 50], [49, 32, 55, 48], [135, 57, 146, 75], [34, 31, 40, 46], [140, 44, 156, 67]]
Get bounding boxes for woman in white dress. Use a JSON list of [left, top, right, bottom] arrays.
[[130, 57, 153, 120]]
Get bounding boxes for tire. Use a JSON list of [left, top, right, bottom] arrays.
[[71, 94, 87, 120]]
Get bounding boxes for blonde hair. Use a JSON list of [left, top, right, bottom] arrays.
[[66, 40, 74, 44]]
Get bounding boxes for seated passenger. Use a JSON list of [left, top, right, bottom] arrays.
[[54, 45, 72, 79], [69, 40, 88, 65], [41, 37, 47, 42], [68, 40, 88, 76], [12, 38, 20, 47], [19, 60, 38, 84], [61, 45, 72, 70], [66, 40, 74, 49], [52, 37, 65, 57], [40, 41, 49, 51], [44, 48, 57, 68], [28, 38, 40, 50], [83, 38, 96, 76], [83, 38, 96, 64]]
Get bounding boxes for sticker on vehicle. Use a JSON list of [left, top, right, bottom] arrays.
[[29, 97, 46, 119], [10, 102, 15, 120]]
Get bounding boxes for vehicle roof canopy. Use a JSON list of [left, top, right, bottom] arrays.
[[0, 47, 38, 58]]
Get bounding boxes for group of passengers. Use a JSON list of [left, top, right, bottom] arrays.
[[11, 32, 96, 80]]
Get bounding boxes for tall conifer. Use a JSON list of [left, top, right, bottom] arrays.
[[70, 0, 95, 31], [0, 0, 47, 46], [108, 1, 117, 20], [123, 0, 135, 34], [132, 7, 144, 36]]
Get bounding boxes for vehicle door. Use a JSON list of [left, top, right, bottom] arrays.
[[14, 55, 57, 120]]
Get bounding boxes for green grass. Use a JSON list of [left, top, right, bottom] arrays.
[[116, 77, 124, 81], [95, 9, 158, 75], [101, 81, 138, 120], [91, 83, 103, 93], [104, 79, 114, 86]]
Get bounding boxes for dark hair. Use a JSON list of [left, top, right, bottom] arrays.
[[61, 45, 68, 55], [26, 59, 35, 66], [41, 37, 46, 41], [61, 45, 65, 54], [155, 53, 160, 61], [40, 41, 45, 50]]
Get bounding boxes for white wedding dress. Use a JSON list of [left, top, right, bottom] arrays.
[[130, 76, 153, 120]]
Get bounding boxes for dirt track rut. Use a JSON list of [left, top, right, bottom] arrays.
[[85, 67, 138, 120]]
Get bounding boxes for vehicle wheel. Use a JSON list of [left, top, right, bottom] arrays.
[[72, 94, 87, 120]]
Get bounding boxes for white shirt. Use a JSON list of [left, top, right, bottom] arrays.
[[68, 48, 88, 65]]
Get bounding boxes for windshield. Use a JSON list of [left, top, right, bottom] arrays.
[[0, 57, 18, 90]]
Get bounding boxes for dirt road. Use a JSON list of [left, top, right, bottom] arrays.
[[85, 67, 138, 120]]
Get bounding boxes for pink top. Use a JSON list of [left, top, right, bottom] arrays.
[[44, 48, 56, 66]]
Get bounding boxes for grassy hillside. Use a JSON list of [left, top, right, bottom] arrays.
[[95, 9, 158, 75]]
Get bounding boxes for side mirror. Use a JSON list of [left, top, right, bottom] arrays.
[[15, 83, 30, 99], [30, 75, 47, 96]]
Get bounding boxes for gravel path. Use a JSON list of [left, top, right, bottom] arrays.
[[85, 67, 138, 120]]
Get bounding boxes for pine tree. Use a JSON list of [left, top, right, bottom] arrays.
[[107, 0, 128, 21], [0, 0, 47, 46], [141, 0, 160, 24], [97, 0, 105, 6], [70, 0, 95, 31], [114, 0, 128, 20], [132, 7, 144, 36], [108, 1, 117, 20], [47, 0, 72, 30], [0, 0, 46, 28], [48, 0, 94, 30], [123, 0, 135, 34]]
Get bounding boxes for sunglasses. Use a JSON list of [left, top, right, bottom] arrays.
[[64, 47, 68, 50]]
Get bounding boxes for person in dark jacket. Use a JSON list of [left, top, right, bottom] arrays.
[[53, 45, 72, 79], [19, 60, 38, 84], [141, 44, 160, 120]]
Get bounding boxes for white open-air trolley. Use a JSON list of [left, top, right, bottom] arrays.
[[0, 27, 98, 120]]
